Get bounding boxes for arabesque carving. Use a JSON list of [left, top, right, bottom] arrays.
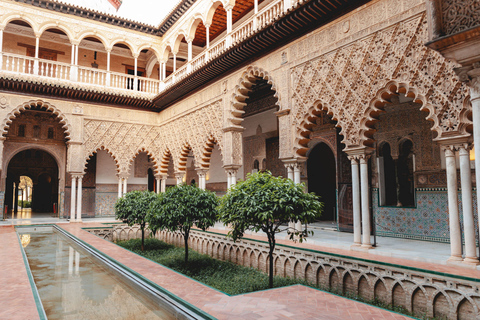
[[441, 0, 480, 35], [82, 101, 224, 175], [292, 14, 471, 155]]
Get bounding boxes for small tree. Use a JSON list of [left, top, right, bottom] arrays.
[[147, 184, 218, 263], [218, 171, 323, 288], [115, 190, 157, 251]]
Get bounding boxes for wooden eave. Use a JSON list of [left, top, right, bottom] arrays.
[[153, 0, 371, 110], [0, 76, 156, 110]]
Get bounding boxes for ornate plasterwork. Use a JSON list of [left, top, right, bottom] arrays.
[[230, 66, 280, 127], [1, 100, 72, 140], [292, 14, 471, 155], [82, 100, 224, 175], [441, 0, 480, 35]]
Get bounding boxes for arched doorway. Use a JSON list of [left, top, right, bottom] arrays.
[[5, 149, 59, 218], [307, 143, 336, 221]]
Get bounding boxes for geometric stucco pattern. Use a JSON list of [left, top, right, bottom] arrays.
[[82, 100, 224, 175], [292, 13, 471, 155]]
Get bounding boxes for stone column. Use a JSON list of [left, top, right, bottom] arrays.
[[360, 155, 372, 249], [197, 170, 207, 190], [133, 55, 138, 91], [33, 35, 40, 75], [445, 146, 462, 261], [76, 175, 82, 222], [155, 175, 161, 194], [468, 77, 480, 252], [173, 53, 177, 73], [106, 49, 111, 86], [459, 145, 479, 264], [123, 177, 127, 195], [70, 175, 76, 222], [175, 172, 184, 185], [226, 5, 233, 47], [161, 176, 167, 193], [349, 156, 362, 246], [205, 24, 210, 49], [117, 177, 122, 198], [293, 162, 301, 184], [0, 29, 4, 69], [225, 167, 239, 189]]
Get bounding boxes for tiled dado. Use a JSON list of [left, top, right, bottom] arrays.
[[111, 225, 480, 320], [373, 188, 479, 243]]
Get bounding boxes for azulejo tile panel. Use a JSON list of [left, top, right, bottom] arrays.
[[373, 188, 478, 242]]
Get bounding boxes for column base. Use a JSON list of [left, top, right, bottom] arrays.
[[361, 244, 374, 249], [447, 255, 463, 262], [463, 257, 480, 265]]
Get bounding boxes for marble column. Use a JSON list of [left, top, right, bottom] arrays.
[[459, 145, 479, 264], [468, 78, 480, 256], [122, 178, 127, 195], [118, 177, 122, 198], [106, 49, 111, 85], [70, 175, 76, 221], [175, 172, 184, 185], [198, 170, 207, 190], [34, 36, 39, 75], [161, 176, 167, 193], [76, 175, 82, 222], [293, 163, 301, 184], [349, 156, 362, 246], [155, 176, 161, 194], [445, 147, 462, 261], [226, 168, 238, 189], [360, 155, 372, 248]]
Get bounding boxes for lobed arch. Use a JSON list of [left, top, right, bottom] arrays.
[[158, 149, 173, 175], [1, 14, 39, 35], [1, 100, 72, 140], [199, 135, 223, 169], [294, 101, 340, 157], [176, 142, 199, 172], [126, 148, 160, 176], [83, 146, 121, 174], [38, 23, 74, 43], [230, 65, 280, 127]]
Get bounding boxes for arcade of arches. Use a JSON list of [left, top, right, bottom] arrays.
[[0, 0, 478, 269]]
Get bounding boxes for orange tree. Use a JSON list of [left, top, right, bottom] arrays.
[[218, 171, 323, 288], [115, 190, 157, 251], [147, 184, 218, 263]]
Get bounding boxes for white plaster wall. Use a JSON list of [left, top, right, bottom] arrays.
[[208, 145, 227, 183], [242, 110, 277, 137], [95, 150, 118, 184]]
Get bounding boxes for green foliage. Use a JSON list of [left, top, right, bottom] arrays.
[[117, 238, 305, 295], [218, 171, 323, 287], [115, 190, 157, 251], [18, 200, 31, 208], [218, 171, 323, 242], [146, 184, 219, 262]]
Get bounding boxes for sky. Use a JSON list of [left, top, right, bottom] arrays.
[[60, 0, 180, 26]]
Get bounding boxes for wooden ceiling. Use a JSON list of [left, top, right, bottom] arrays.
[[191, 0, 264, 48]]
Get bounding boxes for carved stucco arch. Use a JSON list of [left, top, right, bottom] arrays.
[[158, 148, 173, 176], [230, 65, 280, 127], [126, 147, 160, 176], [199, 135, 223, 169], [1, 100, 72, 141], [83, 146, 121, 174], [291, 14, 472, 156], [186, 14, 206, 41]]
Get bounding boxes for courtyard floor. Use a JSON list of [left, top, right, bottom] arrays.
[[2, 218, 480, 319]]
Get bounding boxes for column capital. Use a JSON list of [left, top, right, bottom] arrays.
[[281, 157, 306, 167], [204, 23, 211, 28], [196, 168, 208, 177], [344, 146, 374, 158], [224, 4, 234, 11], [455, 64, 480, 100]]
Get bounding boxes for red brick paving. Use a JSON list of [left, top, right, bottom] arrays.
[[0, 226, 40, 320], [58, 223, 412, 319]]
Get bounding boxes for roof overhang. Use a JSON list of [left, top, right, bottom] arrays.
[[153, 0, 371, 110]]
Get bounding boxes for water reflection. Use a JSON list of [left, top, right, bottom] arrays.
[[19, 229, 179, 320]]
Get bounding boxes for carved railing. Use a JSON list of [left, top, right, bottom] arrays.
[[78, 65, 107, 86]]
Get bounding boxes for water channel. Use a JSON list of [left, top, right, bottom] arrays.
[[17, 226, 191, 319]]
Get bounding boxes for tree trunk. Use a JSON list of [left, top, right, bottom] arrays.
[[141, 223, 145, 252], [184, 229, 189, 264], [267, 230, 275, 288]]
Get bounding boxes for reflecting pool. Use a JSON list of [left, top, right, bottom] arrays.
[[18, 227, 185, 319]]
